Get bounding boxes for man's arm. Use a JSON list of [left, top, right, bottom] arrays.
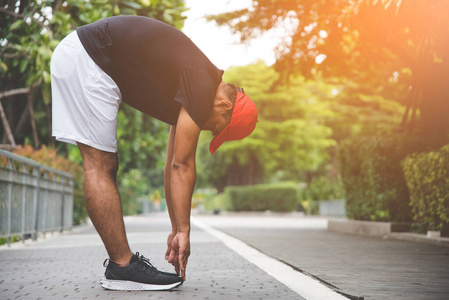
[[167, 106, 200, 280], [164, 125, 177, 259]]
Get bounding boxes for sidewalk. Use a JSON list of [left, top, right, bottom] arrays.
[[1, 212, 448, 300], [1, 212, 338, 300], [195, 212, 449, 300]]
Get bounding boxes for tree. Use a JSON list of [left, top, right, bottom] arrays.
[[208, 0, 449, 137], [194, 61, 406, 200]]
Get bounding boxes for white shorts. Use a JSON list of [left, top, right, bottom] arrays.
[[51, 31, 122, 153]]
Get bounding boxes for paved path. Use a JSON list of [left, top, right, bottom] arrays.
[[0, 212, 344, 300], [2, 212, 448, 300], [195, 213, 449, 300]]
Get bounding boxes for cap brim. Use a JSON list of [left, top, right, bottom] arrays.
[[209, 123, 230, 154]]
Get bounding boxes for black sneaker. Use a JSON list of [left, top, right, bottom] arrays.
[[100, 252, 183, 291]]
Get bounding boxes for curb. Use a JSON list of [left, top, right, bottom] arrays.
[[328, 219, 411, 237], [386, 232, 449, 247], [328, 219, 449, 247]]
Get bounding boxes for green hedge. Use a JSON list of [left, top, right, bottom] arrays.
[[402, 145, 449, 235], [203, 192, 234, 212], [300, 176, 345, 201], [339, 134, 432, 222], [225, 183, 298, 212]]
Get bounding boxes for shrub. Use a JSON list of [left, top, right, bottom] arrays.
[[226, 183, 299, 212], [402, 145, 449, 236], [203, 192, 234, 212], [338, 134, 444, 222], [301, 176, 345, 201], [301, 200, 320, 215], [119, 169, 149, 215]]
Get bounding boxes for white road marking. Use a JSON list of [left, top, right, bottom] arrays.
[[191, 216, 347, 300]]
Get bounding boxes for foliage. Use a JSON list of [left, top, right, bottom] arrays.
[[402, 145, 449, 236], [202, 191, 233, 213], [339, 135, 406, 222], [208, 0, 449, 136], [116, 107, 169, 209], [326, 78, 406, 142], [225, 182, 299, 212], [150, 189, 163, 202], [196, 60, 408, 202], [119, 169, 150, 215], [1, 0, 186, 145], [0, 235, 21, 246], [301, 200, 320, 215], [339, 133, 445, 222], [300, 176, 345, 202], [196, 62, 336, 191], [13, 145, 86, 225]]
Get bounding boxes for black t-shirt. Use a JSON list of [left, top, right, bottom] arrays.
[[76, 15, 224, 127]]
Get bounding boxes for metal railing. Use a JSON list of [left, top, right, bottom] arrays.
[[0, 149, 74, 245]]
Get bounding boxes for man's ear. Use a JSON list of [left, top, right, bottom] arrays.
[[216, 99, 233, 111]]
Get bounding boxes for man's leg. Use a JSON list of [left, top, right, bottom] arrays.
[[78, 142, 132, 267]]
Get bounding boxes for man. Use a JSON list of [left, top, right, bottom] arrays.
[[50, 15, 258, 291]]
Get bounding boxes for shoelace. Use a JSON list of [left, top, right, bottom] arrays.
[[103, 252, 157, 272], [135, 252, 157, 272]]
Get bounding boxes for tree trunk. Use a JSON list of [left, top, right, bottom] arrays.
[[43, 97, 53, 146], [419, 62, 449, 138], [413, 33, 449, 138], [0, 100, 16, 147], [28, 92, 39, 148], [14, 98, 31, 135]]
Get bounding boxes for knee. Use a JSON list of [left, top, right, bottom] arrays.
[[78, 144, 119, 179], [85, 154, 118, 178]]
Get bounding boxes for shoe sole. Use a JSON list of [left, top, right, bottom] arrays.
[[100, 278, 183, 291]]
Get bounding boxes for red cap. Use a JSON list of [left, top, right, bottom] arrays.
[[209, 91, 258, 154]]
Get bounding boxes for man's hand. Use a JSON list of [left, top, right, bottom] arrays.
[[165, 230, 177, 261], [167, 232, 191, 281]]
